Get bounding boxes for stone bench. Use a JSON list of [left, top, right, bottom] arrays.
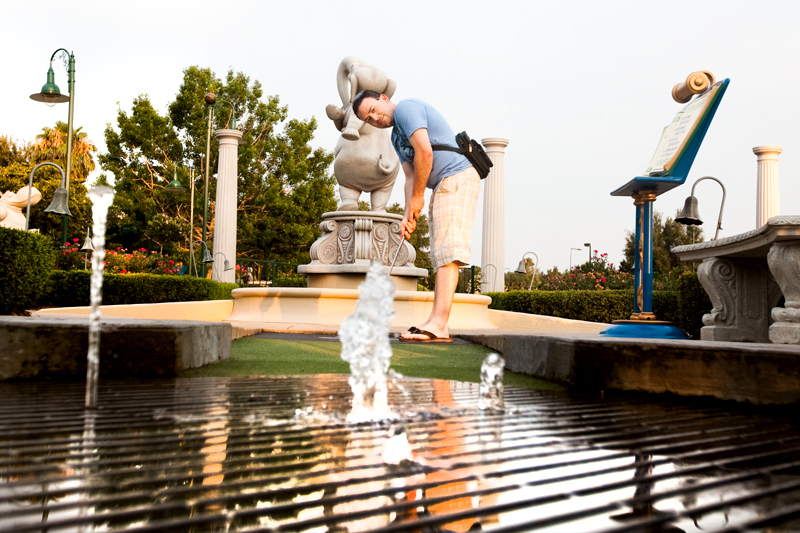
[[672, 215, 800, 343]]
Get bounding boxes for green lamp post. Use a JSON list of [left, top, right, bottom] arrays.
[[30, 48, 75, 245], [199, 92, 237, 277]]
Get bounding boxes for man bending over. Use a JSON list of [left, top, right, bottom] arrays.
[[353, 90, 481, 342]]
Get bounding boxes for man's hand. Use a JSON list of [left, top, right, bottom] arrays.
[[401, 214, 417, 238]]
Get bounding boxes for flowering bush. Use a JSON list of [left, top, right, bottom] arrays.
[[55, 243, 182, 275], [536, 250, 692, 292], [653, 269, 685, 291], [54, 239, 86, 271], [539, 250, 634, 291]]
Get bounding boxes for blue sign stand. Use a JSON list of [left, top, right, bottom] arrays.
[[601, 79, 730, 339]]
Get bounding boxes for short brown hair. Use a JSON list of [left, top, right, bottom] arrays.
[[351, 90, 382, 119]]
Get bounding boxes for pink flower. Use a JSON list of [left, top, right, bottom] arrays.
[[594, 249, 598, 253], [168, 260, 174, 264]]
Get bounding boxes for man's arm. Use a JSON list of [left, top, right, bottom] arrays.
[[401, 128, 433, 238]]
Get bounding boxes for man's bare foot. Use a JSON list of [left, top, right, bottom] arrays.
[[399, 326, 450, 342]]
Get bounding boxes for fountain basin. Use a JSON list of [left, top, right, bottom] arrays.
[[227, 287, 495, 329]]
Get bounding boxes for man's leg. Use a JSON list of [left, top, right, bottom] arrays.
[[401, 262, 459, 340]]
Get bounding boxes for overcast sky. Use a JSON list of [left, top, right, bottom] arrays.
[[4, 0, 800, 272]]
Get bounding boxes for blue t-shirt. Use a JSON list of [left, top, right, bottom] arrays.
[[391, 99, 472, 190]]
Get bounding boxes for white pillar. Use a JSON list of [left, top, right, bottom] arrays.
[[753, 145, 782, 228], [212, 129, 243, 283], [480, 138, 509, 293]]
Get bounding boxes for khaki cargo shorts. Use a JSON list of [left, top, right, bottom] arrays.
[[429, 166, 481, 271]]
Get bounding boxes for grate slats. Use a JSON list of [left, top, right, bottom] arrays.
[[2, 375, 800, 532]]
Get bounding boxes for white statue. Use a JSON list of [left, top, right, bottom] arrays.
[[325, 56, 400, 212], [328, 55, 397, 141], [0, 186, 41, 230]]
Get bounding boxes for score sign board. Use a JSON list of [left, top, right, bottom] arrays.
[[643, 83, 724, 177]]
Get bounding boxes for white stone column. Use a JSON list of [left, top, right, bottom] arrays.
[[753, 145, 782, 228], [212, 129, 243, 283], [480, 138, 509, 293]]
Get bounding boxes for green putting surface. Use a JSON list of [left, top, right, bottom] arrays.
[[181, 336, 563, 390]]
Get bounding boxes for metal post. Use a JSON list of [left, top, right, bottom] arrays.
[[189, 168, 195, 276], [201, 107, 214, 278], [62, 53, 75, 244], [471, 265, 475, 294]]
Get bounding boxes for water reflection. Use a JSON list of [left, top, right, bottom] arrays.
[[1, 377, 800, 532]]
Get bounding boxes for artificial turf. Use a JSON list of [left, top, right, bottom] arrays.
[[180, 336, 564, 391]]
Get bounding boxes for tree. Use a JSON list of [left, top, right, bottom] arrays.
[[0, 127, 94, 245], [100, 66, 337, 263], [0, 136, 28, 167], [31, 122, 97, 181], [620, 210, 704, 272]]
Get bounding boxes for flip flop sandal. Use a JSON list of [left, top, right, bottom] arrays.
[[398, 328, 453, 343]]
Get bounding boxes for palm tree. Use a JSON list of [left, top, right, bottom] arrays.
[[30, 121, 97, 180]]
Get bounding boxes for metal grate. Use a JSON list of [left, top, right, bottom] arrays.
[[2, 376, 800, 532]]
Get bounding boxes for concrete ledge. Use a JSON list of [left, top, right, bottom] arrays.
[[0, 317, 230, 380], [487, 309, 607, 333], [461, 333, 800, 405], [33, 300, 235, 321]]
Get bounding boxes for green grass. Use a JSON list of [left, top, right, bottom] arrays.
[[180, 337, 563, 391]]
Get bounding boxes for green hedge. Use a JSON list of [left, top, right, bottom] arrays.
[[675, 271, 712, 338], [46, 271, 237, 307], [486, 273, 711, 338], [0, 227, 55, 314]]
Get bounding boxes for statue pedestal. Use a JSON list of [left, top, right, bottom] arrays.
[[298, 211, 428, 291]]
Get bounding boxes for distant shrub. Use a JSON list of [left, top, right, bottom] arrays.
[[46, 271, 236, 307], [0, 227, 55, 314], [488, 280, 709, 338], [488, 290, 634, 324]]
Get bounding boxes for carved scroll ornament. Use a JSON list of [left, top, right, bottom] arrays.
[[698, 257, 737, 327]]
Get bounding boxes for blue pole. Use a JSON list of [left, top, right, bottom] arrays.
[[641, 192, 655, 316], [632, 197, 642, 317]]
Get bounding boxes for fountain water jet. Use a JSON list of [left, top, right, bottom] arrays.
[[339, 260, 396, 422], [85, 186, 114, 408], [478, 352, 505, 410]]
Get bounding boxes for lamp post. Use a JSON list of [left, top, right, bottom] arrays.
[[675, 176, 727, 241], [80, 226, 92, 270], [25, 162, 71, 231], [187, 167, 196, 277], [514, 252, 539, 291], [200, 92, 237, 278], [569, 248, 581, 270], [480, 264, 497, 293], [584, 242, 591, 263], [192, 239, 214, 277], [213, 252, 234, 272], [30, 48, 75, 244]]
